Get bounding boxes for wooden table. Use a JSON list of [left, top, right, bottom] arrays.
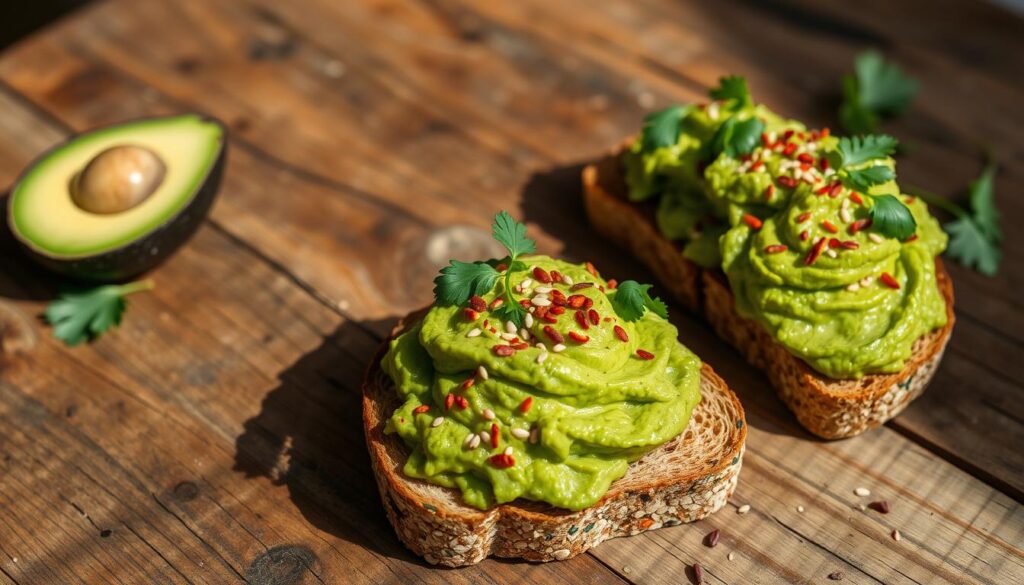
[[0, 1, 1021, 583]]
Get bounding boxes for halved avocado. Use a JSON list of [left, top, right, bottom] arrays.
[[7, 114, 226, 280]]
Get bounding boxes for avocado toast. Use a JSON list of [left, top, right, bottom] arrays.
[[583, 78, 954, 439], [362, 213, 745, 566]]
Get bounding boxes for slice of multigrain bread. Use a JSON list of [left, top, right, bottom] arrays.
[[362, 310, 746, 567], [582, 148, 955, 440]]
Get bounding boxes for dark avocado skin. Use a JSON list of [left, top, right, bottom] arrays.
[[8, 115, 227, 282]]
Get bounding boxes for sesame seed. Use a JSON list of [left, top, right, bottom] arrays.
[[431, 417, 444, 427], [482, 408, 496, 420], [467, 328, 482, 338], [854, 487, 871, 497], [505, 321, 517, 334], [469, 434, 481, 449], [477, 365, 489, 380], [840, 209, 852, 223], [531, 297, 551, 307], [536, 352, 548, 364], [504, 446, 513, 456], [536, 342, 547, 351], [797, 505, 805, 513], [479, 430, 491, 443], [708, 102, 720, 120], [561, 275, 574, 286], [463, 433, 477, 449], [500, 333, 518, 341], [520, 278, 533, 288], [552, 343, 567, 353], [826, 249, 838, 258], [728, 552, 735, 561], [524, 313, 534, 328], [520, 328, 531, 340], [529, 428, 539, 443], [847, 283, 861, 292], [892, 529, 902, 541], [511, 428, 530, 440], [868, 233, 883, 243], [534, 286, 553, 294], [737, 504, 751, 514]]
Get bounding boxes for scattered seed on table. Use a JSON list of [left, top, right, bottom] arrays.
[[854, 487, 871, 497], [737, 504, 751, 514], [828, 571, 844, 581], [692, 562, 704, 585], [728, 552, 735, 561], [797, 505, 805, 513], [705, 528, 721, 547], [868, 500, 891, 514], [892, 529, 902, 542]]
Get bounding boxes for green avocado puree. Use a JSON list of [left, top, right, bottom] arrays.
[[623, 100, 948, 379], [383, 257, 701, 510]]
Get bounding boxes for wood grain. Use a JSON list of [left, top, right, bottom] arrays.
[[0, 0, 1021, 583]]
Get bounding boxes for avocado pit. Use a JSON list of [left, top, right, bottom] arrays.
[[71, 144, 166, 214]]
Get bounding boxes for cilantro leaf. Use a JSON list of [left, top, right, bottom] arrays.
[[45, 280, 153, 346], [967, 162, 1000, 241], [709, 76, 752, 110], [946, 215, 1000, 276], [492, 211, 535, 260], [870, 195, 917, 240], [844, 165, 895, 191], [433, 260, 499, 306], [832, 135, 899, 167], [610, 280, 669, 322], [839, 51, 918, 134], [641, 105, 693, 151], [708, 116, 765, 159]]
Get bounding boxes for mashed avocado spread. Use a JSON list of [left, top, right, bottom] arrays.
[[623, 78, 948, 379], [383, 250, 701, 511]]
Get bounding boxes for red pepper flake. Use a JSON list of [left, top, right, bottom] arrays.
[[574, 310, 590, 330], [413, 405, 430, 414], [829, 238, 841, 249], [636, 349, 655, 360], [550, 306, 565, 315], [482, 319, 489, 329], [761, 131, 772, 147], [488, 453, 515, 468], [519, 397, 533, 413], [821, 220, 839, 234], [445, 393, 455, 410], [469, 295, 487, 313], [519, 299, 532, 308], [550, 270, 562, 283], [455, 395, 469, 410], [904, 196, 915, 204], [820, 127, 830, 138], [880, 272, 901, 289], [570, 282, 594, 291], [815, 184, 831, 196], [797, 152, 814, 164], [868, 500, 891, 514], [850, 192, 864, 205], [588, 309, 600, 326], [582, 297, 594, 310], [532, 266, 552, 283], [800, 230, 810, 241], [613, 325, 629, 342], [764, 183, 775, 200], [491, 423, 500, 448], [742, 214, 763, 230], [543, 326, 565, 344], [828, 182, 843, 198], [782, 142, 797, 157], [567, 294, 587, 309], [551, 295, 567, 308], [805, 237, 827, 265], [541, 312, 558, 324], [585, 262, 599, 277], [764, 244, 788, 254], [796, 211, 812, 223], [819, 157, 830, 170], [782, 129, 795, 141], [534, 307, 548, 318], [905, 234, 919, 242], [777, 176, 798, 189], [492, 345, 515, 357], [751, 160, 765, 171], [848, 218, 872, 234], [606, 279, 618, 290], [799, 162, 812, 172], [488, 297, 504, 310], [463, 308, 479, 321], [510, 342, 529, 350], [840, 240, 860, 250], [460, 378, 475, 391], [495, 262, 508, 272], [568, 331, 590, 344]]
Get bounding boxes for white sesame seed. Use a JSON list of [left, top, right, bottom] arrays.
[[536, 352, 548, 364], [708, 102, 720, 120], [467, 328, 482, 338], [869, 233, 883, 244], [431, 417, 444, 428], [477, 365, 488, 380], [469, 434, 481, 449], [552, 343, 566, 353], [500, 333, 518, 341], [528, 306, 536, 313], [797, 505, 805, 513], [524, 313, 534, 328], [737, 504, 751, 514], [511, 428, 530, 440], [520, 278, 533, 288], [857, 503, 867, 511], [561, 274, 574, 286], [847, 283, 861, 292], [840, 209, 852, 223], [504, 446, 513, 456], [482, 408, 496, 420], [463, 433, 477, 449], [826, 249, 839, 259], [854, 487, 871, 497], [824, 168, 836, 177], [536, 343, 547, 351], [505, 321, 517, 334], [479, 430, 491, 443], [768, 132, 777, 142], [892, 529, 902, 542], [728, 552, 735, 561], [531, 297, 551, 307], [534, 286, 553, 294], [520, 328, 531, 341]]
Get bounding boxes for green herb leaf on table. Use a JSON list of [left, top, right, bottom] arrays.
[[611, 280, 669, 322], [45, 280, 154, 346], [709, 75, 753, 110], [641, 105, 693, 152], [965, 162, 1000, 241], [433, 261, 500, 305], [844, 165, 895, 191], [833, 135, 899, 167], [942, 162, 1002, 276], [839, 51, 918, 134], [870, 195, 917, 240]]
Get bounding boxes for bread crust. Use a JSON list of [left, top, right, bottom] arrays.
[[582, 149, 955, 439], [362, 310, 747, 566]]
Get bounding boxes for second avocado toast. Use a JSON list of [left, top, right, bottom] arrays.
[[583, 77, 954, 439], [363, 212, 746, 566]]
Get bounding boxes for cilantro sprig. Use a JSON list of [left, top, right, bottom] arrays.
[[910, 162, 1002, 275], [709, 75, 753, 111], [45, 279, 154, 346], [828, 135, 916, 239], [641, 105, 693, 152], [610, 281, 668, 322], [832, 134, 899, 167], [839, 51, 918, 134]]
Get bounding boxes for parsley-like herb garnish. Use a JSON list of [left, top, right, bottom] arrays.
[[832, 134, 899, 167], [839, 51, 918, 134], [641, 105, 693, 152], [828, 134, 915, 239], [610, 280, 669, 322], [709, 75, 753, 110], [845, 165, 896, 192], [708, 116, 765, 159], [869, 195, 917, 241], [45, 279, 154, 346], [433, 260, 500, 305]]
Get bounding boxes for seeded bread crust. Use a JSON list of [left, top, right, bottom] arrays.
[[362, 310, 747, 567], [582, 149, 955, 440]]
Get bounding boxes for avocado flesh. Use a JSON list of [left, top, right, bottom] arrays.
[[11, 114, 222, 258]]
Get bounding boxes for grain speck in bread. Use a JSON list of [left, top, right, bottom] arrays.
[[582, 148, 954, 439], [362, 310, 747, 567]]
